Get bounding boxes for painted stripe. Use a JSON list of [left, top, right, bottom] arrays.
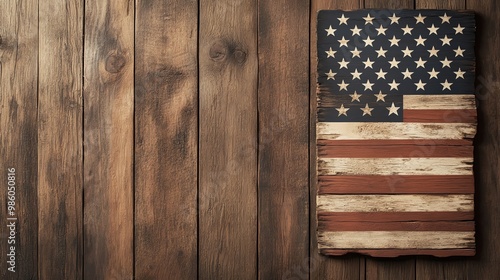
[[318, 221, 474, 231], [403, 109, 477, 123], [403, 95, 476, 110], [318, 175, 474, 194], [317, 212, 474, 222], [318, 231, 475, 249], [317, 194, 474, 212], [320, 249, 476, 257], [317, 122, 476, 140], [318, 145, 473, 158], [317, 139, 473, 146], [318, 158, 473, 176]]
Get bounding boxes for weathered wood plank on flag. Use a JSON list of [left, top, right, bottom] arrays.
[[316, 9, 476, 257]]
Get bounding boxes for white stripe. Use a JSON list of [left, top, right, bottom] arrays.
[[404, 95, 476, 110], [317, 194, 474, 212]]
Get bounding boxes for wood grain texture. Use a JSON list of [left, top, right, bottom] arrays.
[[38, 0, 83, 279], [319, 221, 475, 231], [134, 0, 198, 278], [322, 249, 475, 257], [258, 0, 309, 278], [319, 212, 474, 222], [403, 109, 477, 123], [0, 0, 38, 278], [199, 0, 258, 278], [83, 0, 133, 279], [318, 145, 473, 158]]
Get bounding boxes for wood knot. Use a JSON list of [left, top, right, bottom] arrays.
[[209, 41, 227, 61], [105, 53, 126, 73], [233, 49, 247, 64], [209, 40, 248, 64]]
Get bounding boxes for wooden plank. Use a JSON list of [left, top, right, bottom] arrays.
[[318, 212, 474, 222], [318, 145, 473, 158], [199, 0, 257, 278], [38, 0, 83, 279], [83, 0, 133, 279], [259, 0, 309, 278], [318, 231, 475, 249], [317, 194, 474, 212], [317, 122, 477, 140], [321, 249, 475, 257], [318, 221, 475, 231], [318, 139, 473, 146], [318, 157, 473, 176], [134, 0, 198, 278], [0, 0, 38, 278], [318, 175, 474, 194], [403, 95, 476, 110], [403, 109, 477, 123]]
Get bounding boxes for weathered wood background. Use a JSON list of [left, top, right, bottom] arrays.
[[0, 0, 498, 279]]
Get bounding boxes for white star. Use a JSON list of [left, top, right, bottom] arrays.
[[350, 91, 362, 102], [326, 69, 336, 80], [441, 57, 452, 68], [428, 68, 440, 79], [376, 47, 388, 58], [376, 69, 387, 80], [336, 104, 349, 116], [401, 25, 413, 35], [454, 68, 466, 79], [454, 24, 465, 34], [338, 58, 350, 69], [361, 103, 374, 116], [363, 13, 375, 25], [376, 25, 388, 35], [389, 57, 400, 69], [415, 13, 426, 24], [374, 91, 387, 102], [440, 13, 451, 24], [325, 25, 336, 36], [415, 57, 427, 68], [415, 35, 427, 46], [389, 35, 400, 46], [389, 13, 400, 24], [363, 36, 375, 47], [338, 36, 349, 47], [454, 46, 465, 57], [351, 25, 362, 36], [402, 68, 414, 79], [350, 47, 362, 58], [441, 35, 452, 46], [338, 80, 349, 91], [388, 79, 400, 90], [441, 79, 453, 90], [415, 79, 427, 90], [325, 47, 336, 58], [351, 69, 362, 80], [338, 14, 349, 25], [428, 46, 439, 57], [362, 79, 375, 91], [427, 24, 439, 35], [386, 102, 400, 116], [363, 58, 374, 69], [402, 47, 413, 57]]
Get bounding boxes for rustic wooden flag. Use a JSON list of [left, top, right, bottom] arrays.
[[316, 9, 476, 257]]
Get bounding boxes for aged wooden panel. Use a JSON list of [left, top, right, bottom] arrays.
[[322, 249, 475, 258], [134, 0, 198, 278], [318, 145, 473, 158], [258, 0, 310, 278], [38, 0, 83, 279], [319, 212, 475, 222], [83, 0, 134, 279], [0, 0, 38, 278], [199, 0, 258, 278], [319, 221, 475, 231]]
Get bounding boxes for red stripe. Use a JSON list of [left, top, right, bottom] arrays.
[[318, 175, 474, 194], [318, 221, 474, 231], [403, 109, 477, 123], [317, 139, 473, 146], [318, 145, 472, 158], [320, 249, 475, 257], [318, 212, 474, 222]]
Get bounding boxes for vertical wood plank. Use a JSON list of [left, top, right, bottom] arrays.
[[310, 0, 362, 279], [134, 0, 198, 278], [38, 0, 83, 279], [199, 0, 258, 278], [0, 0, 38, 278], [258, 0, 310, 278], [361, 0, 416, 279], [83, 0, 134, 279]]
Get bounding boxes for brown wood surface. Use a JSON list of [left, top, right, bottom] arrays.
[[319, 211, 475, 222], [38, 0, 83, 279], [0, 0, 38, 279], [134, 0, 198, 278], [83, 0, 134, 279], [322, 249, 476, 258], [403, 109, 477, 123], [199, 0, 258, 279], [319, 221, 475, 231], [318, 145, 473, 158]]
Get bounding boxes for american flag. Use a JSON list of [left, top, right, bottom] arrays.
[[316, 10, 476, 257]]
